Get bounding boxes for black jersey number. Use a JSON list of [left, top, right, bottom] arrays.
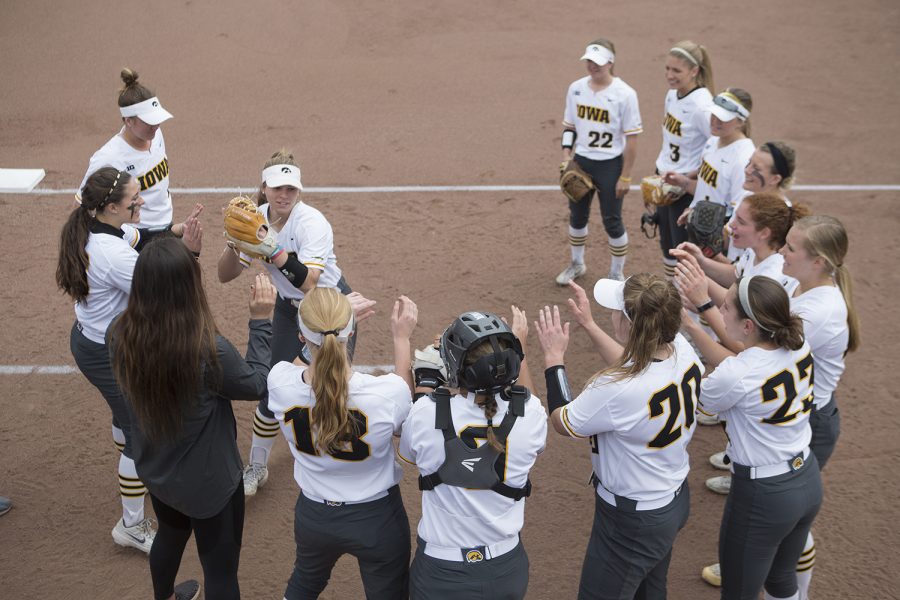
[[647, 363, 703, 449], [460, 426, 508, 481], [669, 143, 681, 163], [284, 406, 371, 461], [761, 353, 815, 425], [588, 131, 614, 149]]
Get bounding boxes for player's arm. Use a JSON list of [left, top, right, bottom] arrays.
[[680, 310, 737, 368], [561, 124, 576, 161], [616, 134, 638, 199], [566, 282, 623, 364], [390, 296, 418, 393], [217, 245, 244, 282]]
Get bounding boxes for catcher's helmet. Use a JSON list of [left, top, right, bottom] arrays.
[[439, 312, 524, 393]]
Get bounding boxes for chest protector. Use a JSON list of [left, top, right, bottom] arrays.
[[418, 386, 532, 501]]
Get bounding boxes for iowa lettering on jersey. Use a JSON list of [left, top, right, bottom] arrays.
[[137, 157, 169, 191], [663, 113, 683, 136], [577, 104, 610, 124], [698, 159, 718, 188]]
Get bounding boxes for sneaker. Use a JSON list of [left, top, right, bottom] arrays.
[[174, 579, 202, 600], [556, 262, 586, 286], [709, 451, 730, 470], [243, 463, 269, 497], [0, 496, 11, 517], [701, 562, 721, 587], [697, 412, 719, 426], [607, 270, 625, 282], [112, 517, 156, 554], [705, 475, 732, 495]]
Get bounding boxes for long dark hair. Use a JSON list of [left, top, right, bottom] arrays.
[[734, 276, 805, 350], [111, 238, 219, 443], [56, 167, 133, 303]]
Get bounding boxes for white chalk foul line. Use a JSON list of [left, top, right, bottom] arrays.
[[27, 183, 900, 195], [0, 364, 395, 376]]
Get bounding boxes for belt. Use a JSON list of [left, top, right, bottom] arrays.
[[731, 447, 811, 480], [422, 535, 519, 563], [591, 473, 683, 511], [301, 488, 388, 507], [75, 320, 84, 333]]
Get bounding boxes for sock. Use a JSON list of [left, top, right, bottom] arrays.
[[568, 226, 588, 264], [663, 257, 678, 280], [250, 407, 280, 466], [608, 233, 629, 275], [796, 532, 815, 600], [112, 424, 126, 454], [118, 454, 146, 527]]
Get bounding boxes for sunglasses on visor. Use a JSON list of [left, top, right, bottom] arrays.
[[714, 94, 750, 119]]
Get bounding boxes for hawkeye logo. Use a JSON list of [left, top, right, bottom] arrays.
[[663, 112, 683, 136], [461, 458, 481, 472], [465, 549, 484, 563], [281, 167, 291, 173], [576, 104, 610, 124], [698, 159, 719, 188], [152, 100, 159, 107]]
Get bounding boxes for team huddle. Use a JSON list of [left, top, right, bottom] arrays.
[[55, 36, 858, 600]]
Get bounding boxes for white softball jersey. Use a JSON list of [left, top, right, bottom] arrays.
[[690, 137, 755, 212], [655, 87, 714, 174], [734, 250, 799, 294], [563, 76, 643, 161], [267, 365, 412, 502], [80, 128, 173, 228], [791, 286, 849, 408], [75, 224, 140, 344], [398, 391, 547, 549], [700, 342, 814, 467], [238, 201, 343, 300], [560, 334, 704, 502]]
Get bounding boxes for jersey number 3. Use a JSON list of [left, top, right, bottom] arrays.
[[284, 406, 371, 461], [648, 364, 703, 449]]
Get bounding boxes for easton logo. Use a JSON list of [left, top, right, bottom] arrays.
[[461, 458, 481, 472], [281, 167, 291, 173]]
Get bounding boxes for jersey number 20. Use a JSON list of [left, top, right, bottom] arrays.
[[284, 406, 371, 461], [647, 364, 703, 449]]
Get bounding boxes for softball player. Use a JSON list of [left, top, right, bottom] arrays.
[[744, 142, 797, 198], [535, 274, 703, 600], [665, 88, 755, 261], [558, 38, 642, 285], [779, 215, 860, 599], [55, 167, 201, 554], [266, 289, 416, 599], [217, 150, 357, 497], [80, 68, 175, 229], [110, 238, 276, 600], [654, 41, 715, 279], [698, 275, 822, 600], [399, 309, 547, 600]]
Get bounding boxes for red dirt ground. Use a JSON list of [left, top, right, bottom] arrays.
[[1, 0, 899, 598]]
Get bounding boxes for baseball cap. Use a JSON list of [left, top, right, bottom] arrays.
[[593, 277, 631, 321], [580, 44, 615, 66], [119, 97, 173, 125], [710, 92, 750, 122], [262, 164, 303, 190]]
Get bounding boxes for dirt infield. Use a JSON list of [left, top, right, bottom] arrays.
[[1, 0, 899, 598]]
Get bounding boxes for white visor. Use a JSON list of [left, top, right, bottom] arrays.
[[593, 278, 631, 321], [297, 311, 354, 346], [119, 97, 173, 125], [710, 93, 750, 122], [580, 44, 615, 66], [262, 164, 303, 190]]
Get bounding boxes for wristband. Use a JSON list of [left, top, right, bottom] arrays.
[[618, 176, 632, 183], [545, 365, 573, 413], [269, 246, 285, 262], [561, 129, 576, 149], [697, 300, 715, 313]]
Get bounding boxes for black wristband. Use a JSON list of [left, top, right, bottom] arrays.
[[278, 253, 309, 288], [697, 300, 715, 314], [414, 367, 445, 390], [544, 365, 573, 413]]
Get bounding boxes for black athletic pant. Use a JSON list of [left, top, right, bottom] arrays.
[[570, 154, 626, 238], [657, 193, 693, 260], [149, 484, 245, 600], [809, 396, 840, 469]]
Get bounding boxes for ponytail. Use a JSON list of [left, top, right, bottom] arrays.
[[476, 394, 504, 452], [735, 276, 805, 350]]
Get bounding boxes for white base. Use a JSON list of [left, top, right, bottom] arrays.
[[0, 168, 46, 193]]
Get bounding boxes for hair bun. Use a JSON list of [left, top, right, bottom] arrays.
[[120, 68, 139, 87]]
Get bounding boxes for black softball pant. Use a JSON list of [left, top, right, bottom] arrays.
[[149, 484, 245, 600], [70, 322, 134, 456], [719, 454, 822, 600], [578, 482, 690, 600], [656, 193, 693, 260], [258, 276, 355, 419], [284, 485, 410, 599], [809, 396, 840, 470], [570, 154, 625, 238], [410, 538, 529, 600]]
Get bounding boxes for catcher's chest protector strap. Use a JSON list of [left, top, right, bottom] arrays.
[[418, 387, 532, 501]]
